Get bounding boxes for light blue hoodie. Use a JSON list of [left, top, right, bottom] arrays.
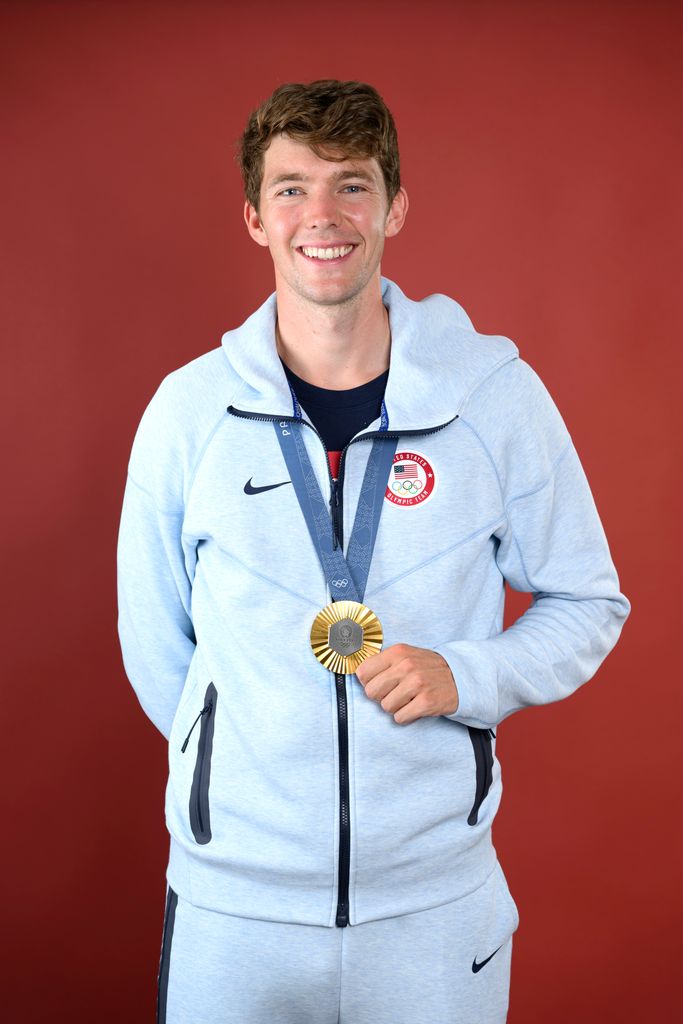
[[117, 276, 630, 927]]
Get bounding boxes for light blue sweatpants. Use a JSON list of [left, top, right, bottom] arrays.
[[157, 861, 519, 1024]]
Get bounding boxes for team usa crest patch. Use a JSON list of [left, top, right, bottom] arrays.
[[385, 451, 436, 507]]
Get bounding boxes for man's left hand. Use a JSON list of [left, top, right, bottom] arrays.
[[354, 643, 459, 725]]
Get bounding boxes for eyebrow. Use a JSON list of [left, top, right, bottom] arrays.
[[266, 168, 376, 189]]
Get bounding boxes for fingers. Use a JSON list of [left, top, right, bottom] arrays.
[[355, 644, 415, 700], [355, 643, 458, 724], [356, 644, 427, 724], [356, 643, 413, 684], [355, 642, 412, 686]]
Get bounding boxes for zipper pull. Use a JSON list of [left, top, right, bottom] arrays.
[[180, 702, 212, 752], [336, 901, 349, 927]]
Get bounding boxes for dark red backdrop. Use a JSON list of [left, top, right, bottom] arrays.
[[2, 1, 680, 1021]]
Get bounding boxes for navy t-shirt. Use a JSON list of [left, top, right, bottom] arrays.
[[281, 359, 389, 480]]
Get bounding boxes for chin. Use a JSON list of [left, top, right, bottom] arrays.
[[305, 288, 359, 307], [296, 273, 373, 308]]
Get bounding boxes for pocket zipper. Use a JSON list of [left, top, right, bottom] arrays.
[[467, 727, 495, 826], [182, 683, 217, 845]]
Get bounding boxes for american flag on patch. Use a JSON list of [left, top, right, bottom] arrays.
[[394, 463, 418, 478]]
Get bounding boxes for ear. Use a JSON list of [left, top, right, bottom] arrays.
[[244, 200, 270, 248], [384, 186, 409, 239]]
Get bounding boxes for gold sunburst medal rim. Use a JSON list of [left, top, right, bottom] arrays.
[[310, 600, 383, 674]]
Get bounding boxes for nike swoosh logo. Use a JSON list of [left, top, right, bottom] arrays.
[[472, 945, 502, 973], [244, 477, 292, 495]]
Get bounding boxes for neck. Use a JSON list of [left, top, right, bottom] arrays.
[[274, 279, 391, 390]]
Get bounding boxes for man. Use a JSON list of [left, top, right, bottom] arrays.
[[117, 80, 630, 1023]]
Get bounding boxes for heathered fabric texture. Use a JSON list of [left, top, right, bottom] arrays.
[[117, 276, 630, 927], [160, 861, 517, 1024]]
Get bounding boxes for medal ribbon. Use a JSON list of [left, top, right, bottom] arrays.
[[274, 389, 396, 606]]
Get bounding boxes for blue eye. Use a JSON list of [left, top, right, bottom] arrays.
[[343, 185, 365, 193], [279, 187, 301, 197]]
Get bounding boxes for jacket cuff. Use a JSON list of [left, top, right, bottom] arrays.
[[434, 641, 499, 730]]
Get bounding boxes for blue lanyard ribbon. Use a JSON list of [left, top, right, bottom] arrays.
[[274, 386, 396, 605]]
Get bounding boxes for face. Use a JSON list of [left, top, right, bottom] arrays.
[[244, 134, 408, 309]]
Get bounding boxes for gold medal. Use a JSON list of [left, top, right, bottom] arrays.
[[310, 600, 383, 674]]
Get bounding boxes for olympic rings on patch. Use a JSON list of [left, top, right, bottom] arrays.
[[392, 479, 423, 493]]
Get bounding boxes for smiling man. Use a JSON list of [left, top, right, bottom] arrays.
[[117, 80, 631, 1023]]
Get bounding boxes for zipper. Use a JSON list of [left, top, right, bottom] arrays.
[[195, 711, 210, 837], [485, 730, 496, 799], [227, 403, 459, 926], [467, 726, 494, 826], [334, 670, 350, 927], [181, 682, 217, 845]]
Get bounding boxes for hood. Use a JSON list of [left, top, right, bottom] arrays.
[[221, 277, 519, 432]]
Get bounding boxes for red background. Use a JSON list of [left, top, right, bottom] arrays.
[[2, 1, 680, 1020]]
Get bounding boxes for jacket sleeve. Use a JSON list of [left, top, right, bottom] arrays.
[[435, 358, 631, 730], [116, 378, 196, 740]]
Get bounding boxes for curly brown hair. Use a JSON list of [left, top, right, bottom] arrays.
[[238, 80, 401, 212]]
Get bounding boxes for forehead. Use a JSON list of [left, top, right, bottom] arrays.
[[261, 134, 382, 186]]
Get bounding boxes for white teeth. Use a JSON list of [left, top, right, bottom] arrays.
[[301, 245, 354, 260]]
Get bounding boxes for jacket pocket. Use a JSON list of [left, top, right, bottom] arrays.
[[180, 681, 217, 845], [467, 726, 495, 826]]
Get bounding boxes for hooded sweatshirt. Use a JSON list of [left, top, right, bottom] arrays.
[[116, 276, 630, 927]]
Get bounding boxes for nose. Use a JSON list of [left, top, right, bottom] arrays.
[[306, 189, 341, 231]]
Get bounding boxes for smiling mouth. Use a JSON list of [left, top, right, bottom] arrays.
[[297, 244, 357, 262]]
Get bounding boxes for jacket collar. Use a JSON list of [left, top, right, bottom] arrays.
[[222, 277, 518, 433]]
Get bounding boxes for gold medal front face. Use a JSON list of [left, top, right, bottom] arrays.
[[310, 600, 383, 674]]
